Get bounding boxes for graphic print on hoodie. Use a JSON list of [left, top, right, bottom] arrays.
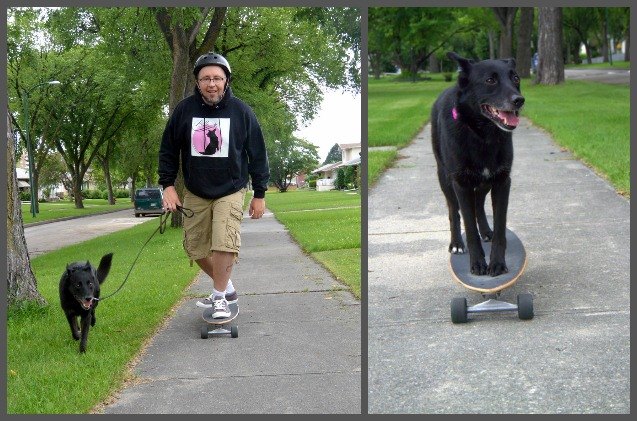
[[191, 117, 230, 158]]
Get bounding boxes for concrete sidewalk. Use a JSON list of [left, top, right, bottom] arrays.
[[368, 118, 629, 413], [102, 211, 361, 414]]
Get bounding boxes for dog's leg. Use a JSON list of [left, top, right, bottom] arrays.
[[438, 170, 465, 253], [489, 176, 511, 276], [79, 313, 92, 353], [91, 307, 96, 327], [475, 185, 493, 241], [66, 313, 80, 340], [453, 181, 487, 275]]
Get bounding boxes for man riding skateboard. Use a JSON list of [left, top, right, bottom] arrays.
[[158, 52, 270, 319]]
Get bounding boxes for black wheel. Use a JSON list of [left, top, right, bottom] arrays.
[[231, 325, 238, 338], [517, 293, 534, 320], [135, 213, 140, 218], [201, 325, 209, 339], [451, 297, 468, 324]]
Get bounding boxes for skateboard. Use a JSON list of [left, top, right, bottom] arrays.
[[449, 228, 533, 323], [200, 302, 239, 339]]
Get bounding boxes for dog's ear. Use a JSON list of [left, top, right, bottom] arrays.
[[96, 253, 113, 284], [447, 52, 472, 88]]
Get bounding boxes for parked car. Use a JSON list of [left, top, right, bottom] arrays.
[[134, 188, 164, 217]]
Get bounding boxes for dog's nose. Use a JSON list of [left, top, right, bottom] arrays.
[[512, 95, 525, 108]]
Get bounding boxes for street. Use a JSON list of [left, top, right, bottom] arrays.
[[24, 209, 152, 258]]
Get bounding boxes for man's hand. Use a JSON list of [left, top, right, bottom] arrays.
[[162, 186, 182, 212], [249, 197, 265, 219]]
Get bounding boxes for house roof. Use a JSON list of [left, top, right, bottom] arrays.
[[312, 162, 341, 174], [339, 156, 361, 167], [338, 142, 361, 150]]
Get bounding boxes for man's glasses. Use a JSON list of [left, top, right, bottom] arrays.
[[198, 76, 226, 85]]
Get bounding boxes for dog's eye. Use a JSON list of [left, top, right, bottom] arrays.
[[486, 77, 496, 85], [513, 75, 520, 84]]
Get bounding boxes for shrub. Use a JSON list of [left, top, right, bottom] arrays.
[[335, 168, 346, 190]]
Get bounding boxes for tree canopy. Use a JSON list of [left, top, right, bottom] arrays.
[[7, 6, 360, 209]]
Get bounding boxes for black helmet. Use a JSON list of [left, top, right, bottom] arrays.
[[193, 52, 231, 79]]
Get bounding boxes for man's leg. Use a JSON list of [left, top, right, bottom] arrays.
[[195, 250, 235, 294]]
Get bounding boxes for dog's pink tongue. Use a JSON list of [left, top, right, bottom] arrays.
[[501, 111, 519, 127]]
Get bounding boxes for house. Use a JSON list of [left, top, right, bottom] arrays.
[[312, 142, 361, 191]]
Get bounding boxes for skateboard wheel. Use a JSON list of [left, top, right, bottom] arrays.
[[201, 325, 209, 339], [451, 297, 468, 324], [517, 293, 534, 320], [231, 326, 238, 338]]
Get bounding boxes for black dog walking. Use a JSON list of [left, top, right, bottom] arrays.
[[432, 52, 524, 277], [59, 253, 113, 353]]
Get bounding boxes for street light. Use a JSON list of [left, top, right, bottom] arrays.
[[22, 80, 61, 217]]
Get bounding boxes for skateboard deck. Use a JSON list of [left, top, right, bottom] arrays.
[[202, 302, 239, 325], [449, 228, 527, 293], [201, 302, 239, 339]]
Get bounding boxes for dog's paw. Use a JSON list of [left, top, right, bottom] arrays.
[[470, 259, 488, 275], [488, 261, 509, 277], [448, 241, 466, 254], [480, 230, 493, 242]]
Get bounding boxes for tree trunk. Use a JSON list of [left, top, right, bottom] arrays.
[[492, 7, 518, 59], [601, 9, 609, 63], [73, 176, 84, 209], [100, 156, 115, 205], [6, 112, 46, 306], [625, 24, 630, 62], [488, 30, 496, 59], [536, 7, 565, 85], [516, 7, 534, 78], [428, 54, 439, 73]]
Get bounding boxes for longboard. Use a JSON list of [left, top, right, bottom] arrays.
[[450, 228, 527, 293], [201, 302, 239, 338], [449, 229, 533, 323]]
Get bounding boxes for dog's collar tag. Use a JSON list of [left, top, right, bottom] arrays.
[[452, 107, 459, 120]]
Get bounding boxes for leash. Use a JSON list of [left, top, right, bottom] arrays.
[[96, 205, 194, 303]]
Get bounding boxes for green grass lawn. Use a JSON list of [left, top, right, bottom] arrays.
[[265, 189, 361, 298], [368, 74, 451, 148], [368, 75, 630, 196], [7, 221, 200, 414], [565, 60, 630, 70], [522, 79, 629, 196], [22, 199, 133, 225], [368, 149, 398, 187]]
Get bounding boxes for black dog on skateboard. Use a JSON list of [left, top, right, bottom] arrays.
[[431, 52, 524, 276], [59, 253, 113, 352]]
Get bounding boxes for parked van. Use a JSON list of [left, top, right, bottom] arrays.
[[134, 188, 164, 217]]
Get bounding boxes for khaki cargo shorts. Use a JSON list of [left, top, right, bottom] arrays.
[[182, 188, 246, 261]]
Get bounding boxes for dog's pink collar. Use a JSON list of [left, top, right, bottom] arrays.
[[452, 107, 459, 120]]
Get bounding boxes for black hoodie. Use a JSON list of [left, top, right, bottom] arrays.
[[158, 87, 269, 199]]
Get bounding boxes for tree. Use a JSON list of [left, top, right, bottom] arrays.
[[563, 8, 599, 64], [491, 7, 518, 58], [267, 137, 319, 192], [7, 111, 46, 306], [368, 8, 468, 82], [323, 143, 342, 165], [335, 168, 346, 190], [516, 7, 534, 78], [536, 7, 565, 85]]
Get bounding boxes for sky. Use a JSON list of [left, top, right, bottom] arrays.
[[294, 88, 361, 163]]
